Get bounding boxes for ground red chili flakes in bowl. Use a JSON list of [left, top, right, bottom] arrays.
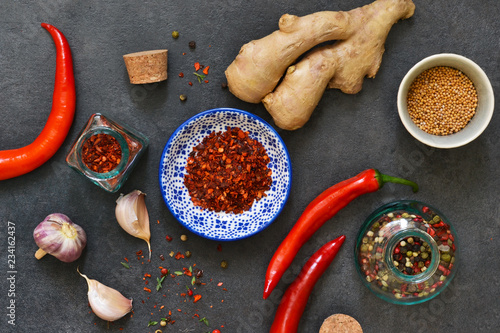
[[184, 127, 272, 214], [159, 108, 292, 241]]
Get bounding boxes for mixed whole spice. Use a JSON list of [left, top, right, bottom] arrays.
[[357, 207, 457, 301]]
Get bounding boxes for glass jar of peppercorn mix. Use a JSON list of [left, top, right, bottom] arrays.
[[66, 113, 148, 192], [355, 201, 458, 305]]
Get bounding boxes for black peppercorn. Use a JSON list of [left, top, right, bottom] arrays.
[[189, 41, 196, 49]]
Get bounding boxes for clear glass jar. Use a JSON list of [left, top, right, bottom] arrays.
[[355, 200, 458, 305], [66, 113, 148, 192]]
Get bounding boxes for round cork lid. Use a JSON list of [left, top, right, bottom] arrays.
[[319, 314, 363, 333]]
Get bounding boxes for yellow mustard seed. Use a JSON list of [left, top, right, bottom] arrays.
[[407, 66, 478, 136]]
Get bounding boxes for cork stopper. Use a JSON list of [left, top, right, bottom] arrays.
[[123, 50, 168, 84], [319, 314, 363, 333]]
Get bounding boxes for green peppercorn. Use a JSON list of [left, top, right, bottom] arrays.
[[421, 252, 429, 259], [433, 215, 441, 223], [172, 31, 179, 39], [406, 251, 413, 257], [372, 222, 380, 229], [418, 261, 425, 268], [220, 260, 228, 269], [185, 250, 192, 258], [441, 253, 451, 262], [360, 244, 368, 252]]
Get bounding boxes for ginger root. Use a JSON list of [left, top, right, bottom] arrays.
[[226, 0, 415, 130], [225, 11, 353, 103], [264, 0, 415, 130]]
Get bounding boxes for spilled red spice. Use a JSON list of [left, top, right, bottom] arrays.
[[184, 127, 272, 214]]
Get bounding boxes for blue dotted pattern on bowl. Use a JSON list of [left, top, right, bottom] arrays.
[[159, 108, 292, 241]]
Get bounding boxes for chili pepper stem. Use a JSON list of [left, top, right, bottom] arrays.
[[35, 248, 47, 260], [375, 170, 418, 193]]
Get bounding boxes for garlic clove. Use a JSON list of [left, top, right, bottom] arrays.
[[33, 213, 87, 263], [115, 190, 151, 258], [78, 269, 133, 322]]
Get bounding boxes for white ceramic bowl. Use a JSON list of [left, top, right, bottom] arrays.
[[159, 108, 292, 241], [397, 54, 494, 148]]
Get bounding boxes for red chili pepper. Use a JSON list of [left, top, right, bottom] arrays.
[[269, 235, 345, 333], [263, 169, 418, 299], [203, 66, 210, 75], [0, 23, 75, 180], [194, 62, 201, 71]]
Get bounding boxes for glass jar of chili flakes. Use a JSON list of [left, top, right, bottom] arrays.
[[355, 201, 458, 305], [66, 113, 148, 192]]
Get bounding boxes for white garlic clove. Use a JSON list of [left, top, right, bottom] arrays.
[[115, 190, 151, 258], [78, 269, 132, 322]]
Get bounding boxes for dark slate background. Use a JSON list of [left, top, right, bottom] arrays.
[[1, 1, 499, 332]]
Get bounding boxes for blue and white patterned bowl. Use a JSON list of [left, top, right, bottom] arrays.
[[159, 108, 292, 241]]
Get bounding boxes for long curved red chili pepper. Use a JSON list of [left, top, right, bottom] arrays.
[[270, 235, 346, 333], [0, 23, 75, 180], [263, 169, 418, 299]]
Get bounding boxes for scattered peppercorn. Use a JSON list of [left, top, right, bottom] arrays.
[[221, 82, 228, 89], [172, 31, 179, 39], [189, 41, 196, 49], [220, 260, 228, 269], [180, 94, 187, 101], [178, 72, 184, 78], [193, 268, 204, 278], [161, 268, 169, 276], [407, 66, 478, 135], [180, 234, 188, 241], [155, 330, 162, 333], [160, 320, 167, 327], [185, 250, 192, 258]]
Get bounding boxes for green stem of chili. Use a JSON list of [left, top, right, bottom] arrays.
[[375, 169, 419, 193]]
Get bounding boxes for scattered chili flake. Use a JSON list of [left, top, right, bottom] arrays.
[[178, 72, 184, 78], [165, 235, 173, 242], [159, 254, 165, 261], [184, 127, 272, 214], [193, 294, 202, 303], [144, 273, 152, 278], [217, 244, 222, 252], [81, 133, 122, 173], [217, 282, 223, 287], [136, 250, 143, 256], [204, 80, 209, 83], [144, 287, 152, 293], [175, 252, 185, 260], [203, 66, 210, 75], [188, 81, 193, 86], [194, 62, 201, 71], [182, 52, 186, 55]]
